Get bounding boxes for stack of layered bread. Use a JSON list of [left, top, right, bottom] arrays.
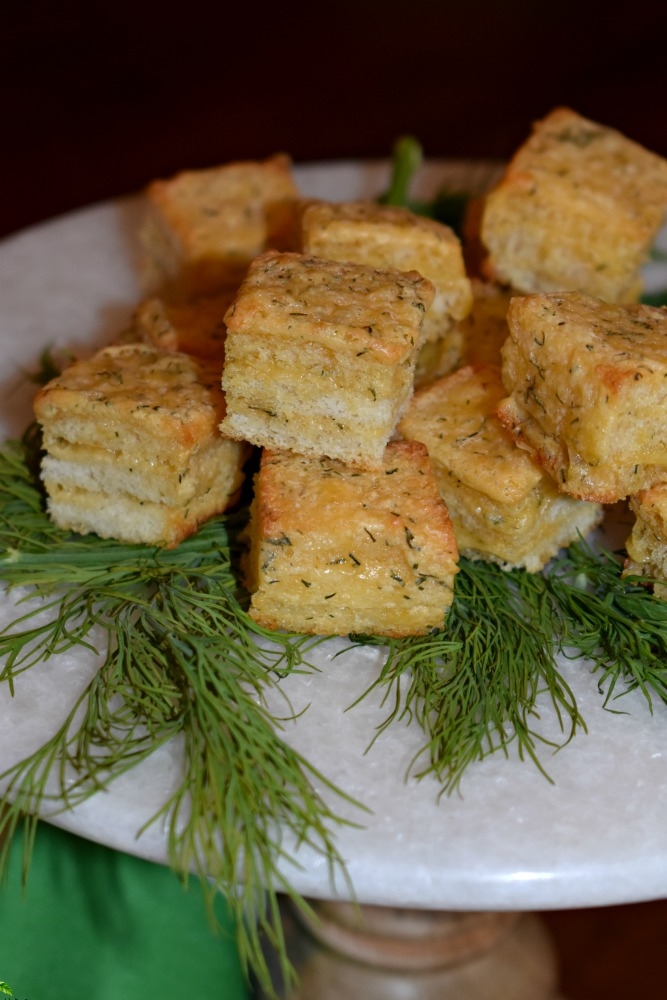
[[33, 108, 667, 635]]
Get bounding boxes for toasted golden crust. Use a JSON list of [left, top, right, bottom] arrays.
[[299, 199, 472, 345], [223, 250, 433, 360], [498, 291, 667, 502], [459, 279, 513, 368], [141, 154, 300, 299], [480, 107, 667, 303], [398, 364, 602, 570], [130, 292, 234, 359], [414, 277, 512, 389], [220, 251, 434, 468], [35, 344, 226, 456], [412, 329, 465, 388], [246, 440, 459, 637], [34, 344, 248, 547], [626, 486, 667, 595]]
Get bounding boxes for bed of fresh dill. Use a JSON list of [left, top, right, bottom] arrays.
[[2, 142, 667, 997], [3, 429, 667, 996]]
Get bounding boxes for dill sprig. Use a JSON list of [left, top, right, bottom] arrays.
[[378, 135, 425, 211], [0, 434, 361, 996], [377, 134, 472, 237], [354, 541, 667, 793], [352, 557, 583, 793], [544, 538, 667, 710]]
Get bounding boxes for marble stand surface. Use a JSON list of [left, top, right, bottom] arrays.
[[1, 162, 667, 917]]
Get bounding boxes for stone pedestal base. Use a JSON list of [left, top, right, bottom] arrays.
[[256, 898, 565, 999]]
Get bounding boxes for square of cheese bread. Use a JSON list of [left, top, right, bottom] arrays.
[[480, 107, 667, 303], [398, 364, 603, 571], [299, 199, 472, 360], [220, 250, 435, 469], [245, 440, 459, 637], [141, 154, 300, 300], [130, 292, 234, 360], [34, 344, 248, 548], [626, 486, 667, 596], [498, 291, 667, 503]]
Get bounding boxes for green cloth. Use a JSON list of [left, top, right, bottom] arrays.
[[0, 822, 250, 1000]]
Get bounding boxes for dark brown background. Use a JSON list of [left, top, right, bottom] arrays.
[[3, 0, 667, 239], [3, 1, 667, 996]]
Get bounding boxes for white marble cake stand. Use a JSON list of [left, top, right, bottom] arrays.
[[2, 162, 667, 997]]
